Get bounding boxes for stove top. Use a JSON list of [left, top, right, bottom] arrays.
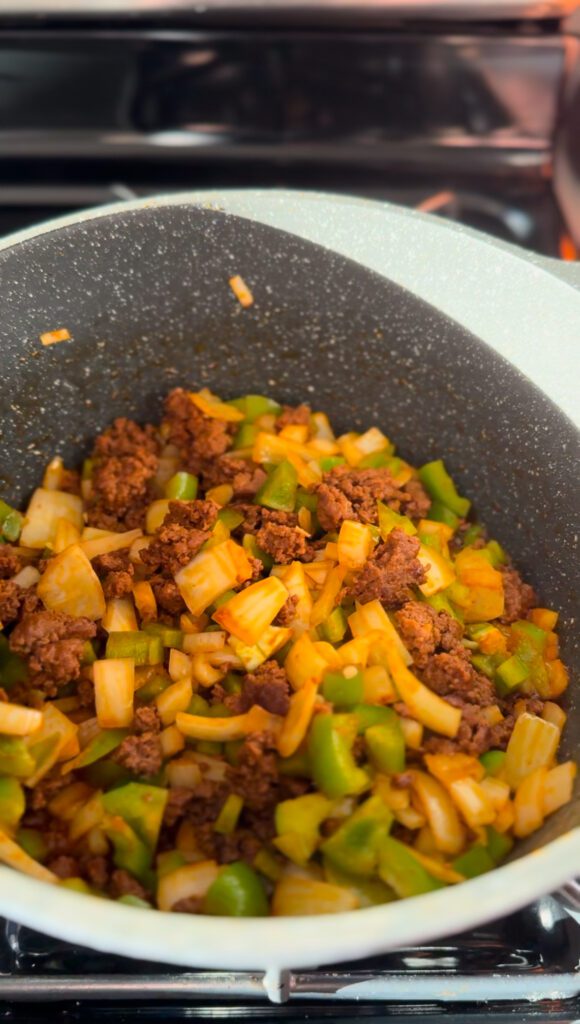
[[0, 896, 579, 1019]]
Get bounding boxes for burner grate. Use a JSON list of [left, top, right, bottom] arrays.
[[0, 896, 578, 1016]]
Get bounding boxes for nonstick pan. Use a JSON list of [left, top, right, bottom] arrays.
[[0, 190, 578, 979]]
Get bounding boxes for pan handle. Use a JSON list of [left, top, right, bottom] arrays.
[[557, 878, 580, 920]]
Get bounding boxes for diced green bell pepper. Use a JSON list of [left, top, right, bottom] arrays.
[[319, 455, 346, 472], [377, 501, 416, 537], [352, 703, 396, 735], [495, 655, 529, 693], [0, 636, 28, 691], [357, 450, 395, 469], [507, 621, 549, 695], [255, 460, 298, 513], [215, 793, 244, 835], [471, 653, 500, 679], [16, 827, 47, 862], [104, 815, 154, 887], [165, 471, 198, 501], [102, 782, 168, 850], [187, 694, 211, 716], [322, 670, 364, 708], [365, 717, 405, 775], [118, 894, 152, 908], [82, 761, 131, 790], [204, 861, 268, 917], [242, 533, 273, 570], [321, 795, 393, 877], [0, 500, 23, 542], [143, 623, 183, 649], [278, 747, 312, 778], [105, 631, 163, 665], [136, 673, 171, 703], [308, 714, 369, 800], [323, 858, 395, 906], [233, 423, 258, 450], [418, 460, 470, 518], [479, 749, 506, 777], [157, 850, 187, 878], [462, 523, 483, 547], [486, 826, 514, 864], [224, 739, 244, 765], [424, 592, 461, 621], [484, 540, 507, 567], [70, 728, 129, 770], [452, 845, 495, 879], [217, 507, 245, 531], [0, 777, 25, 830], [60, 878, 94, 895], [274, 792, 331, 864], [228, 395, 282, 422], [427, 502, 460, 529], [295, 489, 318, 513], [0, 736, 35, 778], [320, 606, 348, 644], [196, 740, 223, 756], [379, 836, 444, 898]]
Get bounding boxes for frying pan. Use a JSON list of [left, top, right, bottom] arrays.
[[0, 190, 578, 984]]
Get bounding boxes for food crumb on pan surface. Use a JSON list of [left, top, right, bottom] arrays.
[[0, 386, 574, 917]]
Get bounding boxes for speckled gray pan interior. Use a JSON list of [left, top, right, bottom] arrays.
[[0, 201, 578, 858]]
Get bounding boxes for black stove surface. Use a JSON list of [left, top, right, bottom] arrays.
[[0, 897, 578, 1020]]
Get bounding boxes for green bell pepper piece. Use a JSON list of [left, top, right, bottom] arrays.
[[242, 533, 273, 570], [204, 861, 268, 917], [187, 693, 210, 716], [275, 792, 331, 864], [118, 894, 152, 908], [0, 636, 28, 691], [379, 836, 444, 898], [486, 826, 514, 864], [484, 540, 507, 567], [358, 450, 395, 469], [462, 523, 483, 547], [228, 395, 282, 422], [255, 460, 298, 512], [321, 795, 393, 877], [295, 489, 318, 513], [82, 761, 131, 790], [233, 423, 258, 450], [320, 606, 348, 644], [278, 747, 312, 778], [308, 714, 369, 799], [377, 501, 416, 537], [2, 510, 22, 543], [418, 460, 470, 518], [471, 653, 499, 679], [424, 592, 461, 621], [70, 728, 129, 770], [427, 502, 460, 529], [16, 827, 47, 862], [0, 777, 25, 830], [165, 471, 198, 501], [319, 455, 346, 472], [452, 845, 495, 879], [495, 655, 529, 693], [196, 740, 223, 756], [352, 703, 396, 734], [104, 815, 154, 887], [215, 793, 244, 835], [511, 620, 547, 651], [136, 673, 171, 703], [479, 749, 506, 777], [60, 878, 94, 895], [0, 736, 35, 778], [365, 717, 405, 775], [322, 670, 364, 708], [323, 858, 395, 906], [102, 782, 168, 850], [217, 507, 245, 531], [157, 850, 187, 878], [143, 623, 184, 649], [106, 631, 163, 665], [224, 739, 244, 765]]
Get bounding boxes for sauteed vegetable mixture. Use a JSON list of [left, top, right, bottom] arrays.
[[0, 388, 574, 915]]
